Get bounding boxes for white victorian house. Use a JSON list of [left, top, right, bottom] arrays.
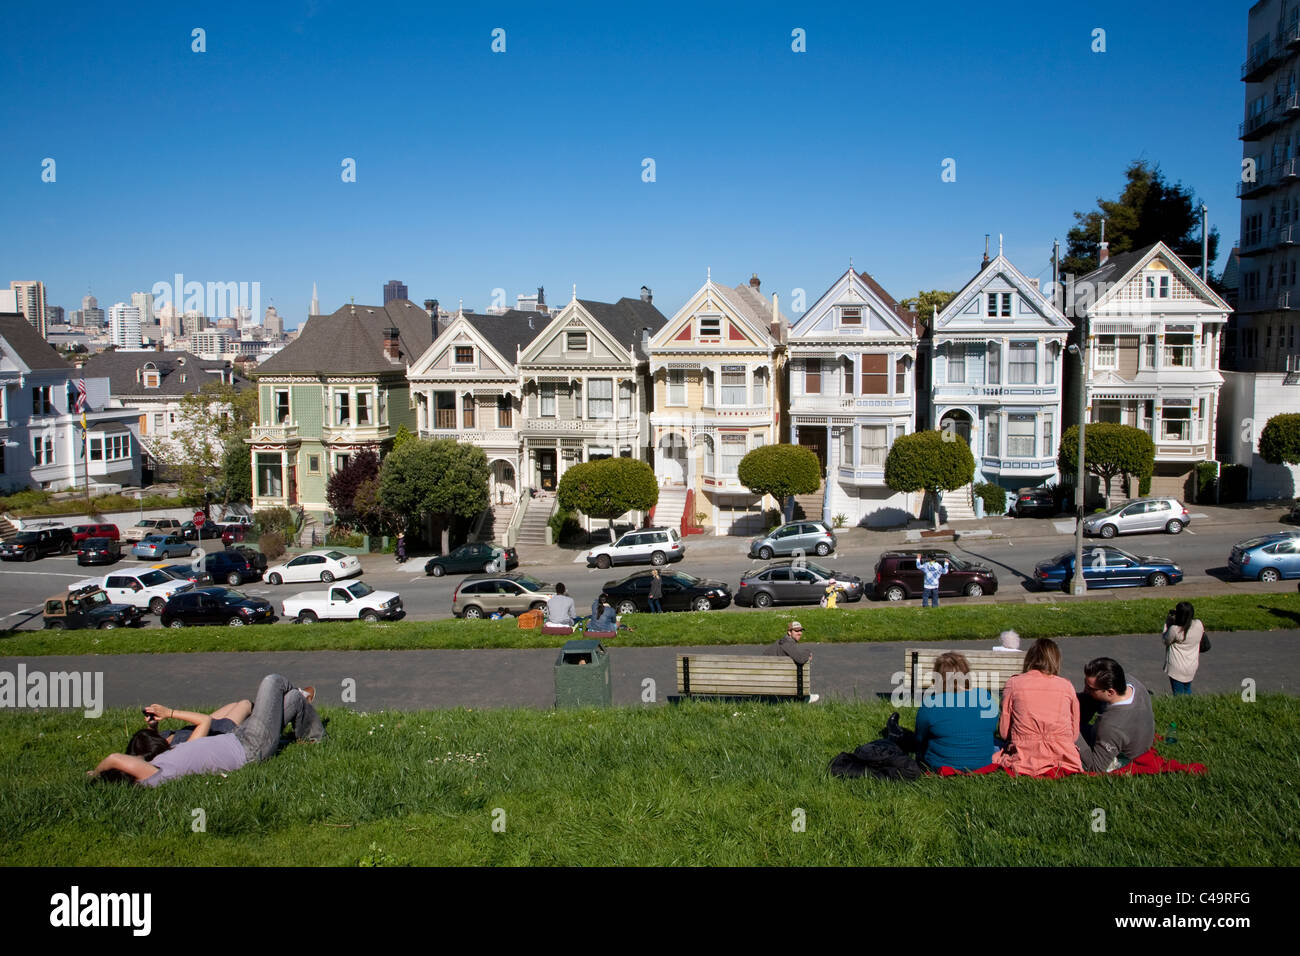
[[786, 268, 919, 527], [923, 253, 1072, 501]]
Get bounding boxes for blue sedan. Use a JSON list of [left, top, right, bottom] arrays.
[[1228, 532, 1300, 582], [1034, 546, 1183, 591], [132, 534, 197, 561]]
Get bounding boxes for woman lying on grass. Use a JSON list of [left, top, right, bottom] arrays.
[[90, 674, 323, 786]]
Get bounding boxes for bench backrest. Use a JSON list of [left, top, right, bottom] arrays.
[[903, 648, 1026, 699], [676, 654, 810, 697]]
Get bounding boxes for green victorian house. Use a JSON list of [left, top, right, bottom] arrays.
[[248, 299, 433, 524]]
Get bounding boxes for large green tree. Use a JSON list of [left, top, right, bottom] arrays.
[[884, 430, 975, 529], [377, 439, 489, 552], [1259, 413, 1300, 466], [157, 380, 258, 504], [899, 290, 958, 328], [1058, 423, 1155, 506], [1060, 161, 1219, 278], [737, 444, 822, 518], [557, 458, 658, 535]]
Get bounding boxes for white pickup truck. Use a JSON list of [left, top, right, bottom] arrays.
[[280, 580, 403, 623]]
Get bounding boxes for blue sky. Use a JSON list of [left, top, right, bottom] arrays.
[[2, 0, 1249, 327]]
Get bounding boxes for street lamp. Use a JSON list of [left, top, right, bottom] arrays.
[[1066, 343, 1087, 596]]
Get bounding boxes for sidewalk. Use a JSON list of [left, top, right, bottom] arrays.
[[7, 630, 1293, 713]]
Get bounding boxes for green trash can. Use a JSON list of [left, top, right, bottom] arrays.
[[554, 639, 612, 708]]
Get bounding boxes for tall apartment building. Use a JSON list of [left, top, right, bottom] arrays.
[[77, 293, 105, 329], [383, 279, 408, 304], [131, 291, 155, 326], [46, 305, 65, 328], [10, 281, 47, 339], [109, 302, 143, 348]]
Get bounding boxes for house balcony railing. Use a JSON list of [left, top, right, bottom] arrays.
[[1243, 36, 1289, 82], [520, 418, 641, 437], [418, 426, 518, 446], [837, 465, 887, 485], [1241, 104, 1284, 140], [249, 423, 300, 444], [320, 422, 389, 444], [980, 457, 1058, 473]]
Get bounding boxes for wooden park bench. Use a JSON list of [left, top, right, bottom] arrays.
[[671, 654, 813, 703], [902, 647, 1026, 701]]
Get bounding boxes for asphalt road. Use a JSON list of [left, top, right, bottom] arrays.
[[2, 510, 1297, 631]]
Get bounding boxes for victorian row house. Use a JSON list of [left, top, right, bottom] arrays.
[[920, 253, 1072, 507], [785, 269, 920, 527]]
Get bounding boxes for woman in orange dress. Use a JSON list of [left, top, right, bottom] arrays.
[[992, 638, 1083, 775]]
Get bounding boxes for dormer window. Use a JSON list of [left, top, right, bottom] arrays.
[[697, 316, 722, 339], [1145, 274, 1171, 298], [839, 307, 862, 326], [566, 331, 588, 351], [454, 346, 474, 365], [142, 370, 160, 388], [987, 293, 1011, 317]]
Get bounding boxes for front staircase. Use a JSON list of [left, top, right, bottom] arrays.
[[653, 485, 687, 531], [516, 494, 554, 547], [474, 503, 516, 545], [939, 484, 976, 523], [791, 487, 825, 522]]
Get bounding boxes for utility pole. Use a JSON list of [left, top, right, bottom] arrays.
[[1201, 204, 1210, 281]]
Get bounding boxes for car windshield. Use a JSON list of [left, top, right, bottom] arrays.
[[219, 590, 249, 604], [669, 572, 701, 586], [84, 590, 109, 607], [514, 576, 547, 592], [142, 535, 165, 544], [138, 570, 170, 587], [324, 551, 346, 560], [346, 582, 373, 598]]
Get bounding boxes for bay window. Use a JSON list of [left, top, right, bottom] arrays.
[[587, 379, 613, 418], [721, 435, 746, 476], [860, 425, 888, 467], [1008, 341, 1036, 384], [1006, 415, 1035, 457]]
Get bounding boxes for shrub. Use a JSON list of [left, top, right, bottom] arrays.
[[255, 506, 296, 539], [259, 531, 286, 562], [325, 527, 364, 548], [548, 508, 582, 544], [973, 482, 1007, 515], [557, 459, 658, 533], [832, 513, 848, 529], [1196, 462, 1219, 501], [1259, 413, 1300, 466], [1138, 474, 1152, 497]]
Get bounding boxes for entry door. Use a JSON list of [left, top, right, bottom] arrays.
[[287, 465, 298, 505], [538, 450, 557, 490], [797, 430, 826, 472]]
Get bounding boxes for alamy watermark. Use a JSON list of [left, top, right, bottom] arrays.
[[0, 665, 103, 717], [151, 272, 261, 321], [889, 669, 999, 718]]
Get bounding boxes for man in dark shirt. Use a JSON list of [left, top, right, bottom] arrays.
[[1076, 657, 1155, 772], [763, 620, 819, 702]]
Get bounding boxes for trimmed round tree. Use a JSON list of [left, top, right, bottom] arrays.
[[1057, 422, 1155, 506], [1259, 413, 1300, 467], [736, 444, 822, 519], [557, 458, 659, 536], [884, 430, 976, 529]]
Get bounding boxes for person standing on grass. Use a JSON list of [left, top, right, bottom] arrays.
[[763, 620, 819, 702], [1076, 657, 1155, 773], [916, 553, 949, 607], [992, 638, 1082, 776], [648, 569, 664, 614], [1162, 601, 1203, 695]]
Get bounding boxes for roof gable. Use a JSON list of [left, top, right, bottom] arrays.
[[790, 269, 916, 340], [409, 311, 541, 377], [1079, 242, 1231, 315], [255, 299, 435, 376], [650, 280, 774, 351], [0, 314, 71, 372], [519, 296, 667, 366], [934, 255, 1072, 334]]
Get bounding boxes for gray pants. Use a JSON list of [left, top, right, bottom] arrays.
[[233, 674, 325, 763]]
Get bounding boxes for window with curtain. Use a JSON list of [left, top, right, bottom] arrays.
[[701, 436, 714, 474], [986, 343, 1001, 384], [948, 346, 966, 384], [1008, 341, 1036, 384], [357, 391, 371, 425], [335, 391, 350, 425], [985, 413, 1000, 457], [588, 379, 613, 418], [540, 383, 556, 417], [753, 368, 767, 405], [1041, 415, 1053, 458], [721, 435, 746, 475], [860, 425, 888, 467], [895, 357, 907, 394], [703, 368, 715, 405], [721, 367, 746, 405], [668, 369, 685, 404], [497, 395, 512, 428], [842, 357, 853, 394], [1006, 415, 1035, 457], [860, 354, 888, 394]]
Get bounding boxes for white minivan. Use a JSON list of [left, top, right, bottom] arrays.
[[585, 527, 685, 569]]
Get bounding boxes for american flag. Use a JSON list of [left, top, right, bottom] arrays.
[[74, 379, 87, 413]]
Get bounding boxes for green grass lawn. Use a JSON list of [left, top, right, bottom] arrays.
[[3, 592, 1298, 657], [3, 695, 1297, 866]]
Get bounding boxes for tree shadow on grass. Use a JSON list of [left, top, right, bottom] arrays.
[[1265, 605, 1300, 627]]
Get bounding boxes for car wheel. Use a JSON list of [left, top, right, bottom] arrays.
[[1260, 568, 1281, 583], [884, 585, 906, 602], [99, 621, 117, 630], [1100, 524, 1117, 539], [814, 543, 831, 556], [46, 620, 65, 630], [227, 572, 242, 586], [1148, 573, 1169, 587], [321, 571, 334, 583], [617, 600, 637, 615], [1165, 520, 1184, 534], [753, 591, 774, 609], [149, 597, 166, 615], [692, 596, 713, 612], [60, 541, 70, 554], [529, 601, 546, 611], [964, 583, 983, 597], [268, 572, 282, 585], [483, 561, 498, 573], [360, 610, 380, 623], [167, 618, 184, 629], [650, 551, 666, 567], [596, 554, 611, 570], [228, 616, 246, 626], [462, 605, 484, 619], [431, 564, 445, 577], [297, 610, 318, 624], [758, 546, 774, 561], [24, 550, 36, 562]]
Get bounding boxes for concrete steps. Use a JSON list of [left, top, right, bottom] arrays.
[[792, 488, 824, 522], [516, 495, 554, 547], [654, 486, 687, 530], [0, 515, 16, 540], [940, 484, 976, 522]]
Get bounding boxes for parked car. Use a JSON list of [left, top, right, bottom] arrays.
[[81, 568, 196, 614], [452, 573, 555, 619], [872, 550, 1000, 602], [221, 524, 251, 545], [265, 550, 363, 585], [71, 523, 120, 543], [180, 520, 223, 541], [42, 584, 142, 630], [77, 537, 123, 566], [1082, 497, 1190, 538], [425, 542, 518, 577], [220, 513, 254, 527], [1227, 531, 1300, 582], [1013, 488, 1057, 518], [0, 526, 75, 561], [749, 521, 837, 560], [603, 570, 732, 613], [1033, 547, 1183, 591], [227, 544, 267, 572], [586, 527, 685, 569], [282, 581, 404, 623], [204, 550, 265, 586], [160, 587, 276, 628], [132, 534, 198, 561], [153, 563, 213, 586], [735, 560, 865, 608], [123, 517, 183, 543]]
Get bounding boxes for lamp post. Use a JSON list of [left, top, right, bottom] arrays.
[[1066, 342, 1088, 596]]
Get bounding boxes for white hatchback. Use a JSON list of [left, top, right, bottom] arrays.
[[264, 550, 363, 585], [78, 568, 195, 615]]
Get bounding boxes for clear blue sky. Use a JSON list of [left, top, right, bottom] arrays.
[[1, 0, 1249, 327]]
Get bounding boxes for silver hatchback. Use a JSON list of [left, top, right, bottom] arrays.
[[1082, 497, 1190, 539]]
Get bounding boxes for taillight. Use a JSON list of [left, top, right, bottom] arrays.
[[1241, 554, 1251, 564]]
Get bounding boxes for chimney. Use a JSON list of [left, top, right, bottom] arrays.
[[383, 327, 401, 360], [749, 273, 761, 291], [425, 299, 440, 340], [640, 285, 652, 304], [640, 327, 651, 353], [537, 286, 547, 314]]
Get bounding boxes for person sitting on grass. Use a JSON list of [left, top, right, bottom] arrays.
[[91, 675, 324, 787], [546, 583, 577, 628], [589, 594, 618, 631], [1076, 657, 1155, 773], [914, 652, 1000, 772], [992, 638, 1082, 776]]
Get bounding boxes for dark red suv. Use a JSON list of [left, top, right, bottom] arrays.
[[872, 550, 999, 602]]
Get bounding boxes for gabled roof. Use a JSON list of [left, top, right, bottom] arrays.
[[0, 313, 71, 371], [1074, 242, 1232, 315], [652, 279, 783, 351], [718, 283, 784, 343], [79, 350, 248, 396], [933, 254, 1072, 333], [254, 299, 435, 375], [791, 268, 917, 339], [574, 297, 668, 359], [461, 310, 548, 363]]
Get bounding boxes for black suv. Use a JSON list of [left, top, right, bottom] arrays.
[[1, 526, 75, 561], [160, 587, 275, 628], [204, 550, 264, 586], [872, 550, 999, 602]]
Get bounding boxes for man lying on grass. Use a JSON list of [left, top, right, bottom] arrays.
[[89, 674, 324, 786]]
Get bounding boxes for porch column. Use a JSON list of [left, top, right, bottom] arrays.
[[824, 422, 833, 525], [280, 449, 288, 502]]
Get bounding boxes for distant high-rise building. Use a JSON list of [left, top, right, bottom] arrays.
[[192, 331, 231, 355], [384, 279, 408, 304], [45, 305, 65, 327], [131, 291, 155, 327], [156, 302, 181, 338], [78, 292, 105, 328], [182, 311, 208, 337], [264, 305, 283, 337], [10, 281, 47, 338], [109, 302, 143, 348]]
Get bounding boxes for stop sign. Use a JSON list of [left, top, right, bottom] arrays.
[[193, 511, 206, 527]]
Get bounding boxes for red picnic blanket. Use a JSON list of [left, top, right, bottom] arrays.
[[936, 748, 1206, 778]]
